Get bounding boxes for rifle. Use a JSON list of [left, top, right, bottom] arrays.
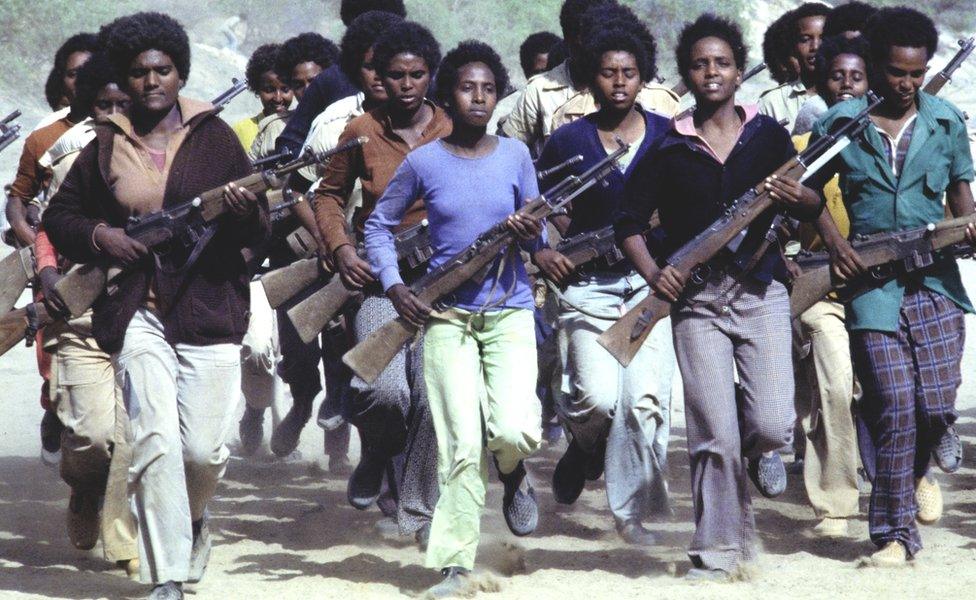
[[0, 303, 49, 357], [210, 78, 248, 113], [252, 149, 294, 169], [790, 217, 976, 318], [284, 220, 433, 343], [343, 142, 630, 384], [0, 245, 35, 314], [595, 94, 882, 367], [674, 63, 767, 121], [923, 36, 975, 96], [53, 136, 368, 318], [0, 110, 22, 155], [670, 80, 688, 99]]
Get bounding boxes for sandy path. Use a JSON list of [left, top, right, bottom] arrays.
[[1, 266, 975, 600]]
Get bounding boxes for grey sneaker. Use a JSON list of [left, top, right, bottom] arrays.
[[685, 567, 732, 582], [615, 519, 657, 546], [748, 452, 787, 498], [147, 581, 184, 600], [187, 511, 211, 584], [932, 426, 963, 473], [499, 460, 538, 537], [423, 567, 470, 599]]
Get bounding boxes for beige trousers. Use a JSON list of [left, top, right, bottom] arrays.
[[795, 300, 859, 519], [50, 324, 138, 562]]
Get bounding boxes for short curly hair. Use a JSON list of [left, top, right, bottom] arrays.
[[46, 32, 99, 108], [71, 52, 123, 117], [372, 21, 441, 78], [559, 0, 614, 41], [823, 1, 877, 38], [339, 0, 406, 26], [814, 34, 870, 93], [102, 12, 191, 81], [676, 14, 747, 86], [865, 7, 939, 64], [791, 2, 832, 42], [579, 3, 657, 82], [519, 32, 562, 78], [246, 44, 282, 93], [435, 41, 510, 107], [339, 10, 403, 82], [763, 10, 798, 84], [276, 33, 340, 85]]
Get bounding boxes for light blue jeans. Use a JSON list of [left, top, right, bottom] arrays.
[[113, 309, 241, 584], [556, 270, 675, 523]]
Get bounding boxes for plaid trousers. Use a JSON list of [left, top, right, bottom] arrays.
[[850, 288, 965, 557]]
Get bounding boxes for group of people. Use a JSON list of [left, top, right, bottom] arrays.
[[3, 0, 974, 598]]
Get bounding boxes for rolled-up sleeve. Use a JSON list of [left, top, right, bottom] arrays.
[[364, 159, 421, 292], [314, 125, 361, 254], [948, 112, 975, 183]]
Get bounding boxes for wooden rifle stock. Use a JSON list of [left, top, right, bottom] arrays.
[[261, 257, 322, 308], [596, 95, 882, 366], [55, 137, 368, 317], [344, 144, 630, 384], [0, 246, 35, 314], [0, 303, 50, 357]]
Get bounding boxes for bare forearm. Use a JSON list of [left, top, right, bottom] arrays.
[[621, 234, 659, 285], [947, 180, 975, 218], [814, 205, 845, 249], [293, 200, 326, 253]]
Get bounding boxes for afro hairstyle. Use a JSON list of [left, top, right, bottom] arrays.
[[676, 14, 747, 86], [763, 10, 799, 84], [578, 2, 657, 82], [823, 1, 878, 38], [435, 40, 510, 107], [339, 0, 406, 26], [71, 52, 124, 117], [372, 21, 441, 77], [559, 0, 615, 42], [102, 12, 191, 81], [547, 40, 569, 71], [519, 32, 562, 78], [46, 32, 99, 108], [246, 44, 282, 93], [276, 33, 340, 84], [791, 2, 832, 42], [865, 7, 939, 64], [814, 34, 870, 94], [339, 10, 404, 82]]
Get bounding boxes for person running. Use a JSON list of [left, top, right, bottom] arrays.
[[313, 20, 449, 546], [758, 2, 830, 131], [533, 16, 674, 545], [614, 14, 822, 580], [365, 40, 543, 598], [231, 44, 293, 150], [43, 12, 270, 599], [810, 6, 976, 567]]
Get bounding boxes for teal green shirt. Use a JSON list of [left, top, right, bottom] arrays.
[[811, 92, 975, 332]]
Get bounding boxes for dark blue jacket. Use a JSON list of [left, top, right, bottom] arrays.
[[614, 112, 800, 283], [274, 65, 359, 155]]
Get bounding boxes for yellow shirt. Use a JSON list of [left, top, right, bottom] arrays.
[[793, 131, 849, 251], [231, 112, 262, 150], [249, 111, 291, 162]]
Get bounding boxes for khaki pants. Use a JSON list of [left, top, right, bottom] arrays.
[[795, 300, 859, 519], [50, 324, 138, 562], [423, 308, 542, 571]]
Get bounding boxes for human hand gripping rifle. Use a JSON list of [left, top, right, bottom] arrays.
[[343, 142, 630, 384], [0, 110, 22, 155], [923, 36, 975, 96], [53, 136, 368, 318], [790, 216, 976, 318], [596, 94, 883, 367]]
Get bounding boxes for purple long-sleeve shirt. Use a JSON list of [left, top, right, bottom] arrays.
[[364, 137, 543, 312]]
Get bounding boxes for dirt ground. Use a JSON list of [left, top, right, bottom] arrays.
[[1, 265, 975, 600]]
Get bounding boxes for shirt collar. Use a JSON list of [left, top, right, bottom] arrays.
[[105, 96, 212, 140], [672, 104, 760, 164]]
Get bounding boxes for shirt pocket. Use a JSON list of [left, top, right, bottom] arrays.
[[923, 169, 949, 201], [841, 172, 869, 199]]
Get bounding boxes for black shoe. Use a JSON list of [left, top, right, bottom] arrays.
[[423, 567, 470, 599], [40, 409, 64, 466], [188, 510, 211, 584], [499, 460, 538, 536], [584, 439, 606, 481], [615, 519, 656, 546], [269, 406, 311, 457], [415, 522, 431, 550], [552, 440, 586, 505], [932, 426, 963, 473], [238, 406, 264, 456], [147, 581, 184, 600], [748, 452, 787, 498], [348, 450, 386, 510]]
